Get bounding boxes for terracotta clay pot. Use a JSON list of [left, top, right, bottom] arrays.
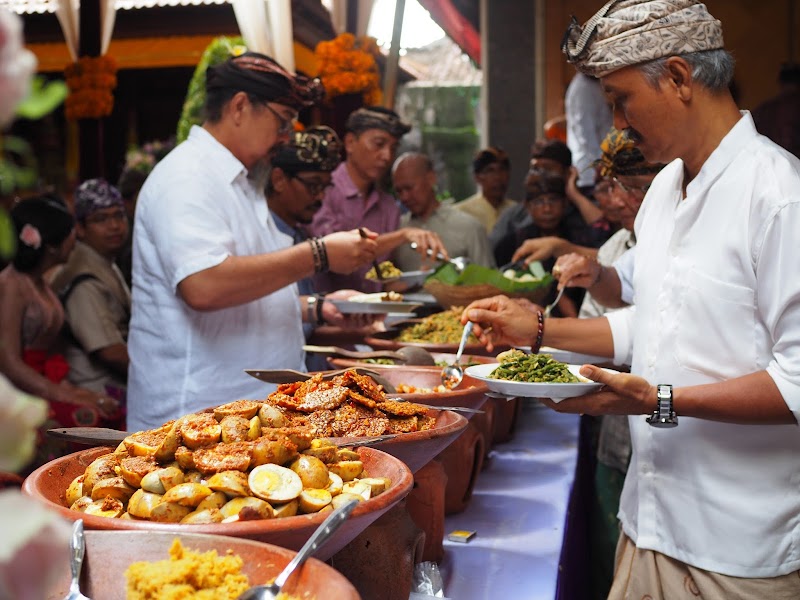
[[405, 459, 447, 563], [330, 501, 425, 600], [46, 530, 360, 599], [470, 396, 496, 458], [22, 445, 412, 561], [437, 422, 485, 515], [491, 397, 522, 444]]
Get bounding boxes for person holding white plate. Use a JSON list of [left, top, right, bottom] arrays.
[[462, 1, 800, 598]]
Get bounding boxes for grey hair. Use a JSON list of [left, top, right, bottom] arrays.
[[638, 49, 735, 92]]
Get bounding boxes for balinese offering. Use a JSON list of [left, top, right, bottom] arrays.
[[491, 349, 581, 383], [395, 308, 479, 345], [64, 371, 404, 523]]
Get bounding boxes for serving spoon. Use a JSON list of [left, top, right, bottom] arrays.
[[236, 498, 359, 600], [302, 344, 436, 366], [63, 519, 90, 600], [440, 321, 474, 389]]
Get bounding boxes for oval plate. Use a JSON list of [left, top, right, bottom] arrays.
[[464, 363, 615, 402]]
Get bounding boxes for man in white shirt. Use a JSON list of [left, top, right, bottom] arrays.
[[462, 1, 800, 597], [127, 53, 377, 431], [565, 72, 612, 190]]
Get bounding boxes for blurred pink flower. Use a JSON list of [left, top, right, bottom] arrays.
[[18, 224, 40, 249]]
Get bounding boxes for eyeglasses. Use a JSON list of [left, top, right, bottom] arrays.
[[264, 103, 296, 136], [525, 196, 562, 208], [611, 177, 651, 196], [292, 175, 332, 198], [85, 210, 128, 225]]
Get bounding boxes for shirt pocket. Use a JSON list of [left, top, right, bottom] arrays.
[[673, 267, 757, 380]]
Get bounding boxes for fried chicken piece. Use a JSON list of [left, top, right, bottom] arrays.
[[330, 404, 389, 437], [193, 441, 253, 474], [386, 416, 419, 433], [334, 370, 386, 401], [294, 386, 350, 412], [377, 399, 427, 417], [347, 389, 378, 409]]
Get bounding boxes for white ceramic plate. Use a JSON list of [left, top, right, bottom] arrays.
[[465, 363, 612, 401], [329, 298, 422, 314], [513, 346, 610, 366]]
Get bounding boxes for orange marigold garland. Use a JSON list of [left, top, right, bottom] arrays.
[[64, 55, 118, 120], [315, 33, 383, 106]]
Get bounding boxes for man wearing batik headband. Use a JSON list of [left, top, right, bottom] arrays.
[[51, 179, 131, 407], [127, 52, 379, 432], [462, 1, 800, 597], [308, 106, 448, 293]]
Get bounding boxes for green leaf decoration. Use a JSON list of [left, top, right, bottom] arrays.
[[176, 36, 246, 143], [15, 77, 68, 120], [427, 262, 553, 293], [0, 207, 16, 260]]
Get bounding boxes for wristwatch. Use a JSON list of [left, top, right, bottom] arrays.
[[646, 384, 678, 428]]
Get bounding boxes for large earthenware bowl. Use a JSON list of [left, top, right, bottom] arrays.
[[23, 445, 412, 561], [366, 409, 468, 474], [46, 529, 360, 599]]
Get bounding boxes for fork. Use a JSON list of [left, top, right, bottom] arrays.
[[63, 519, 90, 600], [542, 282, 568, 318]]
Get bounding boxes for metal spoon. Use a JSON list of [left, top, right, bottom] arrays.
[[409, 243, 471, 273], [440, 321, 474, 388], [63, 519, 90, 600], [236, 498, 359, 600]]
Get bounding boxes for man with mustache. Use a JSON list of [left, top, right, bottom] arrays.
[[462, 1, 800, 597]]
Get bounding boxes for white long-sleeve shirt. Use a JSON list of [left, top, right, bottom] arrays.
[[605, 113, 800, 577], [565, 73, 612, 188], [128, 126, 305, 432]]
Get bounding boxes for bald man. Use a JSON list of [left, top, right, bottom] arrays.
[[391, 152, 495, 272]]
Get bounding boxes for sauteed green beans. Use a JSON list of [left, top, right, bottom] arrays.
[[492, 350, 580, 383]]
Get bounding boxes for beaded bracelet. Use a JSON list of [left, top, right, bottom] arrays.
[[314, 294, 326, 326], [531, 310, 545, 354], [315, 238, 330, 272], [308, 238, 322, 273]]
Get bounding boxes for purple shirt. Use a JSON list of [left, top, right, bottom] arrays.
[[308, 162, 402, 292]]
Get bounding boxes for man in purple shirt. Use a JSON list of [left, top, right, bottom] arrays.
[[309, 106, 447, 292]]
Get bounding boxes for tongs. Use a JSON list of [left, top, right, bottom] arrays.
[[409, 243, 470, 273]]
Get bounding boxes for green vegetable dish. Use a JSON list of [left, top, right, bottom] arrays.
[[491, 349, 581, 383]]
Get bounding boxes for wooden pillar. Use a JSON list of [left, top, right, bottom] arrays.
[[78, 0, 104, 181]]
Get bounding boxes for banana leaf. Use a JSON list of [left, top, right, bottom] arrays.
[[427, 262, 553, 293]]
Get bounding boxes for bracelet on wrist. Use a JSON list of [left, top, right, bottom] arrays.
[[316, 238, 330, 272], [314, 294, 325, 326], [531, 310, 545, 354], [308, 239, 322, 273]]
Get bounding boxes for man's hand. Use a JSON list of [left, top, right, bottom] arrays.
[[553, 253, 601, 290], [321, 289, 383, 329], [405, 228, 449, 262], [324, 229, 378, 274], [461, 295, 543, 352], [511, 236, 567, 264], [539, 365, 655, 416], [566, 165, 581, 200]]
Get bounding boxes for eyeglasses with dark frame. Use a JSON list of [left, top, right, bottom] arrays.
[[291, 175, 333, 198], [263, 103, 297, 136], [611, 177, 652, 196], [525, 195, 563, 208]]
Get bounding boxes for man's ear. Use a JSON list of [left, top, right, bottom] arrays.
[[271, 167, 289, 193], [664, 57, 694, 101], [228, 91, 249, 125], [75, 222, 86, 240], [343, 131, 357, 156]]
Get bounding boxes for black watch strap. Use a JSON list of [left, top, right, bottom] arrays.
[[646, 384, 678, 428]]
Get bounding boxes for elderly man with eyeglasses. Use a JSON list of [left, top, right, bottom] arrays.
[[463, 1, 800, 597], [126, 53, 378, 431]]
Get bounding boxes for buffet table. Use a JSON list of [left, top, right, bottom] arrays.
[[439, 402, 581, 599]]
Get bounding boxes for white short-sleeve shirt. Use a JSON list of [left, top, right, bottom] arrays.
[[605, 113, 800, 577], [127, 126, 305, 431]]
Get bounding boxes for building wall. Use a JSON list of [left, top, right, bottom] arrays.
[[544, 0, 800, 125]]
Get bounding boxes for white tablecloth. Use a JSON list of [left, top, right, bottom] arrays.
[[439, 402, 580, 600]]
